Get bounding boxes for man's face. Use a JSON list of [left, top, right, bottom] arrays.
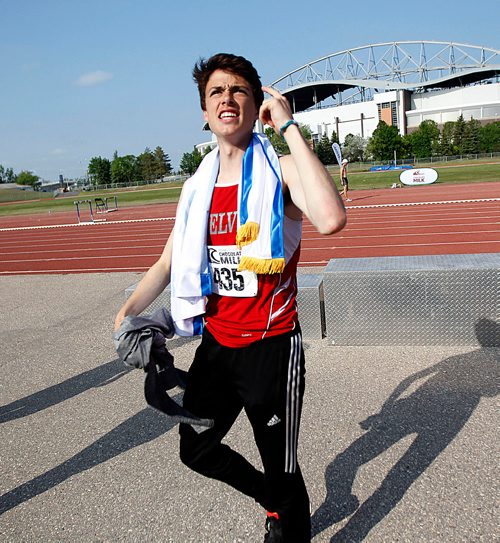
[[203, 69, 259, 143]]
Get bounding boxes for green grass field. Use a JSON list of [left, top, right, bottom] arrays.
[[1, 161, 498, 217], [0, 184, 183, 216], [0, 188, 54, 202], [326, 162, 500, 190]]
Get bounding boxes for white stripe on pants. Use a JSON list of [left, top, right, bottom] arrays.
[[285, 333, 302, 473]]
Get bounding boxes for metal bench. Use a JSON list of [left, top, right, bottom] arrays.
[[125, 272, 326, 340], [323, 253, 499, 346]]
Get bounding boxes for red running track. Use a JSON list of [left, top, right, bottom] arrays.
[[0, 182, 499, 275]]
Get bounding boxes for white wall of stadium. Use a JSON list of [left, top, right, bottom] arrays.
[[292, 82, 500, 144]]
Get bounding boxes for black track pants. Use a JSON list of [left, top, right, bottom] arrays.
[[179, 327, 311, 542]]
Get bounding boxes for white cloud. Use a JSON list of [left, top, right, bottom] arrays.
[[75, 70, 113, 87], [51, 148, 66, 155], [21, 62, 41, 72]]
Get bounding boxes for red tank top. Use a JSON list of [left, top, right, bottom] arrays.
[[205, 182, 301, 348]]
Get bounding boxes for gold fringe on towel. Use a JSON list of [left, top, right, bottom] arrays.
[[236, 222, 260, 247], [238, 256, 285, 275]]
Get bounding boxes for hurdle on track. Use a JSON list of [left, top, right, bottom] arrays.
[[105, 196, 118, 212], [74, 196, 118, 223], [95, 196, 118, 214], [74, 199, 106, 224], [74, 200, 94, 224]]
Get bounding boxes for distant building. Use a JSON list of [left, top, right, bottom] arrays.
[[0, 183, 32, 191], [269, 41, 499, 146], [40, 181, 61, 190], [195, 137, 217, 156]]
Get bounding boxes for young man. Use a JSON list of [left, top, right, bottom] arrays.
[[340, 158, 351, 201], [115, 53, 346, 542]]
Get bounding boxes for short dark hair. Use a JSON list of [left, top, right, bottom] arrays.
[[193, 53, 264, 111]]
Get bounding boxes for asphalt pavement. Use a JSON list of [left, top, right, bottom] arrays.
[[0, 272, 497, 542]]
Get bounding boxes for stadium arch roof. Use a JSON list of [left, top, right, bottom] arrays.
[[271, 41, 500, 112]]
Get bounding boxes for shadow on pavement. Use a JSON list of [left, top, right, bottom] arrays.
[[0, 336, 196, 424], [312, 318, 499, 542], [0, 359, 132, 424], [0, 336, 199, 514], [0, 404, 179, 514]]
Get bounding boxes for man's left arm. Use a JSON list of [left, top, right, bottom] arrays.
[[260, 86, 346, 235]]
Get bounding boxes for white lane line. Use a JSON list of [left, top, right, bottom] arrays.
[[0, 266, 150, 275], [0, 216, 174, 232], [346, 209, 500, 219], [300, 212, 500, 231], [0, 244, 166, 256], [0, 235, 170, 248], [302, 240, 500, 251], [301, 219, 500, 234], [343, 215, 500, 226], [313, 221, 500, 234], [347, 197, 500, 209], [0, 228, 173, 244], [1, 253, 161, 264], [303, 229, 500, 242]]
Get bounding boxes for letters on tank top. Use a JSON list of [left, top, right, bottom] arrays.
[[205, 182, 301, 348]]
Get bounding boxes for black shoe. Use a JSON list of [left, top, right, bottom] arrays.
[[264, 512, 283, 542]]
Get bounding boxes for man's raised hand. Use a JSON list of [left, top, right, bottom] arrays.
[[260, 86, 294, 133]]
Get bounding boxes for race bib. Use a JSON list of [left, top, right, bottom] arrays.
[[208, 245, 258, 297]]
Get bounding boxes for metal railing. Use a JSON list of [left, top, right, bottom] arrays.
[[328, 152, 500, 170], [81, 174, 189, 192]]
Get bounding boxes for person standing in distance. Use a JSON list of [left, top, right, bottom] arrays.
[[114, 53, 346, 542], [340, 158, 352, 202]]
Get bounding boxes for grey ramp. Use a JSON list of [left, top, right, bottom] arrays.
[[324, 253, 500, 346], [126, 272, 326, 340], [296, 273, 325, 339]]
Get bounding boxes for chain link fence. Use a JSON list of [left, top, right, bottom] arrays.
[[83, 153, 499, 190], [80, 174, 189, 192], [330, 152, 500, 172]]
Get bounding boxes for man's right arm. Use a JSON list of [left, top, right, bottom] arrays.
[[113, 231, 174, 331]]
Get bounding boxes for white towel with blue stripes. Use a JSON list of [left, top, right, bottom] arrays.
[[170, 133, 285, 336]]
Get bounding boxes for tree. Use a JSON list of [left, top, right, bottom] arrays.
[[16, 170, 40, 187], [330, 130, 339, 145], [5, 167, 15, 183], [87, 156, 111, 186], [479, 121, 500, 153], [111, 154, 141, 185], [315, 134, 336, 165], [453, 114, 466, 154], [342, 134, 367, 162], [366, 121, 404, 161], [264, 124, 313, 156], [265, 127, 289, 155], [153, 146, 172, 179], [439, 121, 456, 156], [0, 165, 16, 183], [138, 148, 156, 181], [407, 120, 440, 158], [180, 149, 203, 175], [462, 118, 481, 154]]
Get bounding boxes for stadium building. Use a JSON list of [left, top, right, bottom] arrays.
[[271, 41, 500, 146], [197, 41, 499, 151]]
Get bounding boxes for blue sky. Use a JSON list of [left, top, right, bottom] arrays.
[[1, 0, 499, 180]]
